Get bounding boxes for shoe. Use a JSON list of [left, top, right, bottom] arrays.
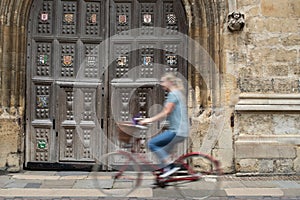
[[159, 164, 180, 178]]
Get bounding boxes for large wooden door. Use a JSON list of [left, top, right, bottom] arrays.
[[25, 0, 107, 167], [108, 0, 188, 163], [25, 0, 187, 168]]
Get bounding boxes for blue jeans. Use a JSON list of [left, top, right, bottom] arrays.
[[148, 130, 186, 167]]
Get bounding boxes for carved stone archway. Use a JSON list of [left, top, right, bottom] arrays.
[[0, 0, 33, 171]]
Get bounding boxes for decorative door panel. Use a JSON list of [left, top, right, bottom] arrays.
[[59, 1, 78, 35], [83, 1, 105, 37], [59, 43, 77, 78], [35, 1, 54, 35], [138, 43, 158, 80], [34, 42, 53, 77], [111, 1, 132, 36], [109, 85, 163, 154], [163, 42, 181, 73], [163, 1, 179, 35], [111, 43, 133, 80], [81, 44, 103, 79], [28, 82, 55, 162], [57, 84, 101, 161], [139, 2, 157, 36]]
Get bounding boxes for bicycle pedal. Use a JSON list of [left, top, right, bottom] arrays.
[[152, 182, 166, 188], [159, 167, 180, 178]]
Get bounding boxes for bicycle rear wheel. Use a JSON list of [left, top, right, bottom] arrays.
[[92, 151, 142, 197], [173, 152, 222, 199]]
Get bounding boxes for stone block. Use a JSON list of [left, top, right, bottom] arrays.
[[0, 119, 21, 172], [217, 126, 233, 149], [251, 48, 297, 64], [238, 78, 273, 93], [294, 147, 300, 173], [274, 159, 293, 173], [235, 141, 296, 159], [7, 154, 19, 167], [246, 17, 266, 33], [239, 0, 260, 7], [273, 78, 299, 93], [0, 122, 19, 153], [249, 34, 280, 47], [291, 64, 300, 76], [213, 148, 234, 173], [244, 5, 260, 17], [226, 51, 247, 66], [272, 49, 297, 63], [0, 154, 7, 169], [265, 64, 289, 77], [289, 0, 300, 17], [236, 159, 258, 172], [238, 66, 263, 78], [7, 153, 20, 172], [282, 34, 300, 46], [273, 114, 300, 135], [236, 113, 273, 135], [258, 159, 274, 173], [261, 0, 290, 17], [264, 18, 299, 33]]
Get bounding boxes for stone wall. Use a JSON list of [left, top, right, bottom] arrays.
[[235, 0, 299, 91], [231, 0, 300, 174], [0, 117, 23, 172], [235, 94, 300, 174]]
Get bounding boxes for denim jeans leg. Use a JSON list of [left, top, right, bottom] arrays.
[[147, 130, 176, 163], [163, 135, 186, 156]]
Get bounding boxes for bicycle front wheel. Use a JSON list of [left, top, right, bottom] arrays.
[[173, 152, 222, 199], [92, 151, 142, 197]]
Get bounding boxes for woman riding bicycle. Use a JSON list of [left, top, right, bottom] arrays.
[[139, 73, 189, 178]]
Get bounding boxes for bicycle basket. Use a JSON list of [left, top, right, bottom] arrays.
[[116, 122, 143, 143]]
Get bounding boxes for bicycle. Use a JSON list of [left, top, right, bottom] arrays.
[[92, 122, 222, 199]]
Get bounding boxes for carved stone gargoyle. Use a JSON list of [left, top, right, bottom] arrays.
[[228, 11, 245, 32]]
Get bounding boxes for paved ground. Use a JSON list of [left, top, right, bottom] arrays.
[[0, 170, 300, 199]]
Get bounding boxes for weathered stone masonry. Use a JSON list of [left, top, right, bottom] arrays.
[[0, 0, 299, 174], [232, 0, 300, 174]]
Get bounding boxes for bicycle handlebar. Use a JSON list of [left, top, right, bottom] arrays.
[[133, 124, 149, 129]]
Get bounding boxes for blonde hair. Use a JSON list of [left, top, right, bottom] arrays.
[[162, 73, 185, 92]]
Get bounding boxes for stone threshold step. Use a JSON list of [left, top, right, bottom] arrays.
[[225, 188, 284, 196], [0, 188, 153, 198]]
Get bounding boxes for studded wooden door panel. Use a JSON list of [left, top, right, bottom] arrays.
[[108, 0, 188, 162], [56, 83, 101, 161], [26, 0, 107, 165]]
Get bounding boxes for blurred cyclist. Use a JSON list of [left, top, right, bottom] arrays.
[[140, 73, 189, 178]]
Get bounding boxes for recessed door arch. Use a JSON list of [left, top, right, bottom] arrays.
[[25, 0, 188, 168]]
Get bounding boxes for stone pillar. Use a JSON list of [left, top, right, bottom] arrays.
[[0, 0, 29, 172], [188, 0, 235, 173]]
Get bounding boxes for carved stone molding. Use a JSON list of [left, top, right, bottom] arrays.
[[235, 94, 300, 111], [227, 11, 245, 32]]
